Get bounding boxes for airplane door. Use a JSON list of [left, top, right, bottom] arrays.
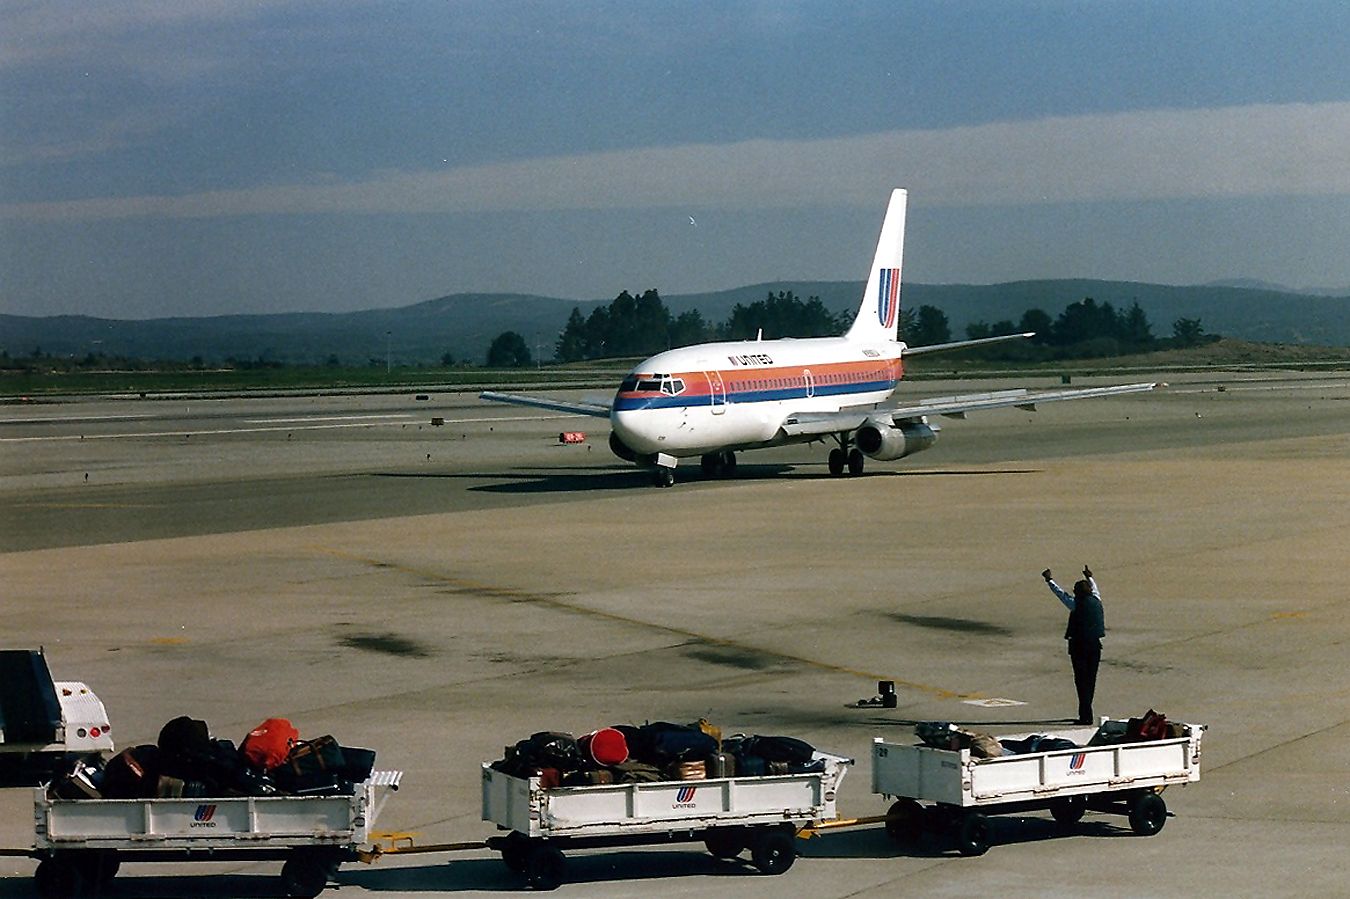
[[803, 368, 815, 398], [704, 371, 726, 414]]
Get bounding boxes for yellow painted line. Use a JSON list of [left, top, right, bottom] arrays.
[[310, 546, 984, 702], [1270, 611, 1308, 620], [150, 637, 190, 645]]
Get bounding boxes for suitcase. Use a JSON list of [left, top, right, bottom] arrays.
[[676, 760, 707, 780], [158, 716, 212, 760], [705, 752, 735, 778], [50, 763, 103, 800], [273, 735, 348, 793], [240, 718, 299, 770], [102, 745, 161, 799], [340, 746, 377, 782]]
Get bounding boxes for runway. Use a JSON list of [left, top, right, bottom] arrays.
[[2, 371, 1348, 896]]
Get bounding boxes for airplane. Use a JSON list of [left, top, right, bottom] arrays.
[[482, 188, 1158, 487]]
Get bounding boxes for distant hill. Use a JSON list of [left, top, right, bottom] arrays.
[[2, 280, 1346, 365]]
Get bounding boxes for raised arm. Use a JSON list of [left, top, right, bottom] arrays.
[[1043, 568, 1075, 610]]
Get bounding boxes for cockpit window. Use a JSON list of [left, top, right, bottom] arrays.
[[622, 374, 684, 395]]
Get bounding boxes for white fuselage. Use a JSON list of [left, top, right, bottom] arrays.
[[609, 337, 905, 458]]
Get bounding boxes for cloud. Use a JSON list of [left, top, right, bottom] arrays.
[[5, 101, 1350, 222]]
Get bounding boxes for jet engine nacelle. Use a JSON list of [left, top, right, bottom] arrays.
[[855, 419, 937, 461]]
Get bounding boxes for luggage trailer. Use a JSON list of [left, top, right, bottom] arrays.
[[11, 771, 402, 899], [869, 719, 1205, 856], [474, 751, 853, 890]]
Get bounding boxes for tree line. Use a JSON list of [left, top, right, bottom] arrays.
[[485, 290, 1212, 367]]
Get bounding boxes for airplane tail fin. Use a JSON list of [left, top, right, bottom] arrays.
[[845, 188, 908, 344]]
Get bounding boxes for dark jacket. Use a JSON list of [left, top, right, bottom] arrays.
[[1065, 592, 1106, 642]]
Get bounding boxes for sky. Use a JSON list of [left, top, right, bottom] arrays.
[[2, 1, 1350, 319]]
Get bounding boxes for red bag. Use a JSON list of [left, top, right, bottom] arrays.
[[241, 718, 299, 770], [1127, 709, 1169, 742]]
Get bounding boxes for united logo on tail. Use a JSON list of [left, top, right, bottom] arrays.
[[877, 267, 900, 328]]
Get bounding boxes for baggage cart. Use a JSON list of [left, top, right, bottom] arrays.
[[0, 650, 114, 780], [871, 719, 1204, 856], [25, 770, 401, 898], [480, 752, 852, 890]]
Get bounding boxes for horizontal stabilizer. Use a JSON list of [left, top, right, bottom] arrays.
[[479, 391, 612, 418]]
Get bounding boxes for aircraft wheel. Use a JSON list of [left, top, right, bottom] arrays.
[[721, 451, 737, 475], [828, 448, 845, 476], [652, 467, 676, 488], [847, 448, 865, 475], [700, 453, 718, 475]]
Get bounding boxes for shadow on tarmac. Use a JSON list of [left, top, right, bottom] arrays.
[[856, 716, 1083, 728], [800, 814, 1143, 861], [0, 816, 1151, 897], [369, 463, 1043, 494]]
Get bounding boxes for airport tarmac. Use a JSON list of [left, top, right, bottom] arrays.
[[1, 370, 1347, 897]]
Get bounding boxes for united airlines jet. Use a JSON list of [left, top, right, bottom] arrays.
[[483, 189, 1156, 487]]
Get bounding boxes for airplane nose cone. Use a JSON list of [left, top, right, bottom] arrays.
[[611, 407, 660, 455]]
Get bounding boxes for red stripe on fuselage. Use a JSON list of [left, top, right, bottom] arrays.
[[614, 359, 903, 402]]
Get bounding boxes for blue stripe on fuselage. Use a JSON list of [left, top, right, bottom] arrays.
[[612, 378, 896, 411]]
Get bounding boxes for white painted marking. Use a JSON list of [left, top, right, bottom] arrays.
[[0, 413, 587, 443], [246, 414, 416, 424], [963, 698, 1028, 708]]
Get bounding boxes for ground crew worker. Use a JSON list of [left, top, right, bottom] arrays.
[[1042, 565, 1105, 724]]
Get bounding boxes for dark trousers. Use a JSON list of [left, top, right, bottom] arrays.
[[1068, 639, 1101, 723]]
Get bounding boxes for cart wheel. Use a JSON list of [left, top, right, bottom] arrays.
[[282, 852, 330, 899], [750, 827, 796, 875], [500, 833, 530, 872], [704, 826, 747, 859], [884, 798, 925, 844], [34, 858, 83, 899], [957, 812, 991, 856], [1051, 795, 1087, 827], [78, 849, 120, 886], [1128, 791, 1168, 836], [524, 843, 566, 891]]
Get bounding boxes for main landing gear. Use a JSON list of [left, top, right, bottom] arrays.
[[827, 436, 865, 477], [700, 450, 738, 479]]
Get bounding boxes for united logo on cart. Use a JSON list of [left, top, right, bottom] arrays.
[[673, 786, 698, 808], [1068, 753, 1087, 773], [191, 804, 218, 827]]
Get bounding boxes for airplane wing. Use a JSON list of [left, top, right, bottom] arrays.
[[780, 382, 1160, 437], [902, 332, 1034, 356], [478, 391, 612, 419]]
